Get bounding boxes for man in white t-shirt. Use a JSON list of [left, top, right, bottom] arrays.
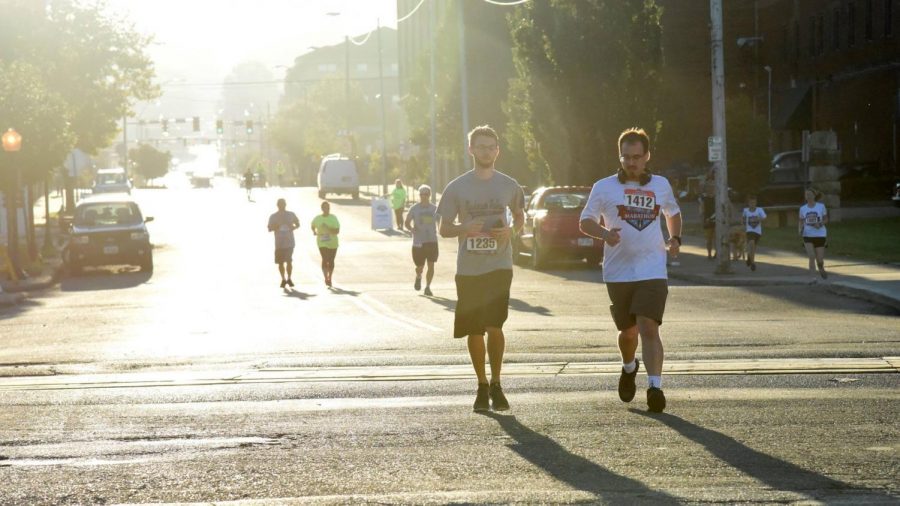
[[579, 127, 682, 413], [741, 195, 767, 271]]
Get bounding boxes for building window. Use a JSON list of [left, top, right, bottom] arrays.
[[317, 63, 337, 73], [356, 63, 368, 72], [391, 63, 399, 73], [848, 1, 857, 46], [886, 0, 894, 37], [833, 8, 841, 49], [865, 0, 874, 39]]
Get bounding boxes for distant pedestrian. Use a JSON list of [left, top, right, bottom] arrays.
[[405, 184, 439, 296], [742, 195, 766, 271], [243, 170, 254, 200], [267, 198, 300, 288], [437, 125, 525, 412], [799, 188, 828, 280], [700, 169, 716, 260], [579, 127, 682, 413], [312, 201, 340, 287], [390, 179, 408, 231]]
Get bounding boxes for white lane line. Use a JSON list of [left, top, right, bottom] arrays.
[[346, 295, 419, 331], [358, 293, 443, 332]]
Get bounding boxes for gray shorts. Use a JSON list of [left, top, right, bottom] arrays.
[[274, 247, 294, 264], [606, 279, 669, 330]]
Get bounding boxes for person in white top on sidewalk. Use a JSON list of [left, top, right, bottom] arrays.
[[741, 195, 767, 272], [799, 188, 829, 280], [579, 127, 682, 413]]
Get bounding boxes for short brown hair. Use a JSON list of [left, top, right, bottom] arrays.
[[618, 127, 650, 155], [468, 124, 499, 146]]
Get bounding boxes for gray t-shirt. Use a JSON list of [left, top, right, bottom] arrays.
[[268, 210, 299, 249], [407, 202, 439, 246], [436, 170, 525, 276]]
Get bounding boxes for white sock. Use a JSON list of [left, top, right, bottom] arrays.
[[648, 375, 662, 389], [622, 359, 637, 374]]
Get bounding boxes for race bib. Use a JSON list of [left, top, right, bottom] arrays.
[[805, 212, 819, 225], [617, 188, 661, 231], [279, 224, 291, 232], [748, 217, 760, 228], [420, 215, 434, 225], [319, 234, 331, 242], [466, 233, 497, 253]]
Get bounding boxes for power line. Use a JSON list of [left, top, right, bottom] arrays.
[[397, 0, 427, 23], [482, 0, 530, 5]]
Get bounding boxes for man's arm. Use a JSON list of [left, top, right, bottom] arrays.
[[666, 213, 682, 255], [404, 210, 414, 231]]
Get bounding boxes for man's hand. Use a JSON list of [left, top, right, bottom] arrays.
[[604, 227, 622, 246], [491, 226, 511, 248], [667, 238, 680, 256]]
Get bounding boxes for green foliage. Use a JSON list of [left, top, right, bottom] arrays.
[[725, 95, 770, 195], [505, 0, 663, 185], [0, 0, 158, 161], [128, 144, 171, 181], [0, 60, 74, 186]]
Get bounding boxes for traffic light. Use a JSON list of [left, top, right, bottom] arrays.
[[192, 116, 200, 132], [161, 119, 168, 134], [246, 120, 254, 134], [216, 119, 224, 135]]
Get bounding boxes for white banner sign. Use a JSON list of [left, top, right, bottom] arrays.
[[371, 198, 393, 230]]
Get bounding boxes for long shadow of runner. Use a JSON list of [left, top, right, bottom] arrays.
[[480, 412, 682, 504], [630, 409, 897, 502]]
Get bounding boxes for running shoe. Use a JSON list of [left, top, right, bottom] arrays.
[[489, 382, 509, 411], [618, 359, 640, 402], [423, 286, 433, 296], [414, 276, 422, 291], [287, 279, 294, 287], [280, 280, 287, 288], [750, 262, 756, 271], [647, 387, 666, 413], [473, 383, 490, 412], [818, 263, 827, 279]]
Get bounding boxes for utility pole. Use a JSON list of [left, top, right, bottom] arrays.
[[377, 18, 388, 194], [429, 0, 437, 194], [345, 34, 351, 153], [457, 0, 470, 169], [710, 0, 732, 274], [122, 116, 129, 172]]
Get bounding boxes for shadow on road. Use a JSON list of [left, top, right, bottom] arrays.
[[328, 286, 360, 296], [480, 411, 681, 504], [0, 299, 41, 321], [375, 229, 409, 238], [630, 409, 896, 502], [60, 269, 152, 292], [423, 295, 455, 313], [282, 288, 316, 300], [509, 297, 552, 316]]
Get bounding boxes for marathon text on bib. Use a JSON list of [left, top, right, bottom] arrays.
[[616, 188, 661, 231], [805, 212, 819, 225]]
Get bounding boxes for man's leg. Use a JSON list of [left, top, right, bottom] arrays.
[[486, 327, 505, 383], [425, 260, 435, 288], [286, 261, 293, 285], [803, 242, 816, 275], [278, 262, 286, 281], [618, 325, 639, 364], [637, 317, 663, 378], [467, 334, 488, 384]]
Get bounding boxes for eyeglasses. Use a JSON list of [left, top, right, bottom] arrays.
[[619, 154, 646, 162], [472, 144, 499, 152]]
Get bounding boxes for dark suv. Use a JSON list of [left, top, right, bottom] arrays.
[[65, 195, 154, 275]]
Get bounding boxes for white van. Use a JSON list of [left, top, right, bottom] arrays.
[[317, 154, 359, 200], [92, 167, 132, 195]]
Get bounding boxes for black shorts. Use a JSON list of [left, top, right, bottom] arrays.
[[454, 269, 513, 338], [746, 232, 761, 243], [803, 237, 827, 248], [606, 279, 669, 331], [319, 247, 337, 263], [274, 247, 294, 264], [412, 242, 439, 266]]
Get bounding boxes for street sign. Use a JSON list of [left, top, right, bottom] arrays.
[[707, 136, 723, 162], [63, 149, 92, 177]]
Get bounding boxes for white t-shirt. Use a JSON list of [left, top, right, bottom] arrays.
[[580, 174, 681, 282], [799, 202, 827, 237], [742, 207, 767, 235]]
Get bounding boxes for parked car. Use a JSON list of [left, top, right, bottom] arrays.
[[64, 194, 154, 275], [514, 186, 603, 269], [317, 154, 359, 199], [893, 181, 900, 207], [92, 167, 132, 195]]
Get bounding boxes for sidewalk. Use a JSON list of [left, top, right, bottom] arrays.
[[670, 235, 900, 311]]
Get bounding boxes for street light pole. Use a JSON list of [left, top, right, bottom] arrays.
[[377, 17, 388, 194], [710, 0, 732, 275], [2, 128, 23, 278], [764, 65, 773, 154]]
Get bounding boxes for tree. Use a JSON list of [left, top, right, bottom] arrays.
[[505, 0, 663, 185], [129, 144, 171, 183]]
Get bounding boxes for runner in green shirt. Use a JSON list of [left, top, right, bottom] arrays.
[[390, 179, 408, 231], [311, 201, 340, 287]]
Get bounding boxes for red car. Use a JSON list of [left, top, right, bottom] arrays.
[[513, 186, 604, 269]]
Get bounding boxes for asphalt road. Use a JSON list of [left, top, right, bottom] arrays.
[[0, 177, 897, 504]]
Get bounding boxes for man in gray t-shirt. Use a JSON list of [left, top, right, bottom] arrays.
[[267, 198, 300, 288], [436, 124, 525, 413], [405, 185, 440, 296]]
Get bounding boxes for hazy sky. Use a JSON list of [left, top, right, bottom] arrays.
[[107, 0, 400, 118]]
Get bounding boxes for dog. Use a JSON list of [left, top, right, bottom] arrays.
[[727, 225, 746, 260]]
